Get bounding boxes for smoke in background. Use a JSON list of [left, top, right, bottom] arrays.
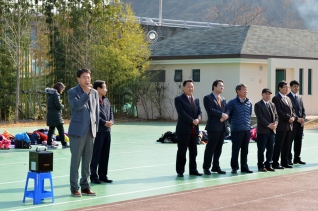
[[293, 0, 318, 31]]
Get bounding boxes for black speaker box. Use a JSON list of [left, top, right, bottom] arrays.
[[29, 151, 53, 172]]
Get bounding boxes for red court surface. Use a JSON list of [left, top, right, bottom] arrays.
[[75, 169, 318, 211]]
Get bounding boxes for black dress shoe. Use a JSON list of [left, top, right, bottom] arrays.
[[241, 169, 253, 173], [294, 160, 306, 164], [177, 173, 184, 177], [265, 167, 275, 172], [258, 168, 267, 172], [100, 178, 113, 183], [90, 178, 102, 184], [212, 169, 226, 174], [288, 163, 294, 166], [204, 169, 211, 175], [190, 172, 203, 176], [273, 165, 284, 169], [231, 169, 237, 174], [282, 165, 293, 168]]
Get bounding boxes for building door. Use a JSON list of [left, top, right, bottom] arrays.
[[276, 69, 286, 93]]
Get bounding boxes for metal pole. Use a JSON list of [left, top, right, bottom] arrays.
[[159, 0, 162, 26]]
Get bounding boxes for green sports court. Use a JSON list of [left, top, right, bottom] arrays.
[[0, 122, 317, 210]]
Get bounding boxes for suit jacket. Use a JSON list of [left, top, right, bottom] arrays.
[[203, 93, 227, 132], [254, 100, 278, 134], [67, 84, 100, 137], [287, 92, 306, 124], [175, 94, 202, 135], [97, 96, 114, 133], [272, 94, 295, 132]]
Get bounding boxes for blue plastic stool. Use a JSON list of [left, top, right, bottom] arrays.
[[23, 171, 54, 204]]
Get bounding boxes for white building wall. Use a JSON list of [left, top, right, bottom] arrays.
[[137, 58, 317, 120]]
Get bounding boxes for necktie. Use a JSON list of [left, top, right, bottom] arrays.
[[190, 96, 194, 109], [266, 103, 273, 119], [217, 96, 222, 108], [284, 96, 288, 105]]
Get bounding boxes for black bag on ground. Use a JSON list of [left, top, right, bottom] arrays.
[[15, 140, 32, 149], [157, 131, 178, 143]]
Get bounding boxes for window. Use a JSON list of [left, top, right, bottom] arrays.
[[146, 70, 165, 82], [299, 68, 303, 95], [192, 69, 200, 82], [174, 70, 182, 82], [308, 69, 312, 95]]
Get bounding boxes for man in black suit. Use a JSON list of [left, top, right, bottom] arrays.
[[254, 88, 278, 172], [175, 80, 202, 177], [202, 79, 228, 175], [272, 80, 296, 169], [287, 80, 306, 165]]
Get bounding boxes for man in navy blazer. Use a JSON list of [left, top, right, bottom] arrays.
[[68, 68, 100, 197], [254, 88, 278, 172], [202, 79, 228, 175], [287, 80, 306, 165], [175, 80, 202, 177], [272, 80, 296, 169], [90, 80, 114, 184]]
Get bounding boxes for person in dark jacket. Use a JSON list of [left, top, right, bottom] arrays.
[[90, 80, 114, 184], [45, 82, 69, 149], [227, 84, 253, 174]]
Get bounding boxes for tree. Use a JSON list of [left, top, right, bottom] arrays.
[[205, 0, 269, 26], [0, 0, 38, 122]]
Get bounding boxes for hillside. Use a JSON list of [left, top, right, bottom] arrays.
[[121, 0, 311, 30]]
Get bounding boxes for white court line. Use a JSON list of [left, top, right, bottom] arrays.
[[0, 158, 69, 166], [8, 170, 318, 211], [2, 145, 317, 166]]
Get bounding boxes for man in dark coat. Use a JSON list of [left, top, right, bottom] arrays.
[[90, 80, 114, 184], [272, 80, 296, 169], [202, 79, 228, 175], [45, 82, 68, 149], [175, 79, 202, 177], [287, 80, 306, 165], [254, 88, 278, 172]]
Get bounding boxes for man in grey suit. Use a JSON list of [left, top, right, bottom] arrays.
[[287, 80, 306, 165], [68, 68, 100, 197], [254, 88, 278, 172]]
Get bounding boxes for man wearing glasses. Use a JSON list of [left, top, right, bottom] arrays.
[[272, 80, 296, 169]]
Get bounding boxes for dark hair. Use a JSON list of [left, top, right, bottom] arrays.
[[183, 79, 193, 87], [278, 80, 288, 89], [53, 82, 65, 94], [77, 68, 91, 78], [93, 80, 105, 90], [290, 80, 300, 87], [212, 79, 224, 91], [235, 83, 247, 94]]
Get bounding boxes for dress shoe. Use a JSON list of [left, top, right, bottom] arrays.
[[265, 167, 275, 172], [81, 188, 96, 196], [100, 178, 113, 183], [294, 160, 306, 165], [282, 165, 293, 168], [71, 190, 82, 197], [258, 168, 267, 172], [212, 169, 226, 174], [177, 173, 184, 177], [204, 169, 211, 175], [273, 165, 284, 169], [91, 178, 102, 184], [231, 169, 237, 174], [288, 162, 294, 166], [189, 172, 203, 176], [241, 169, 253, 173]]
